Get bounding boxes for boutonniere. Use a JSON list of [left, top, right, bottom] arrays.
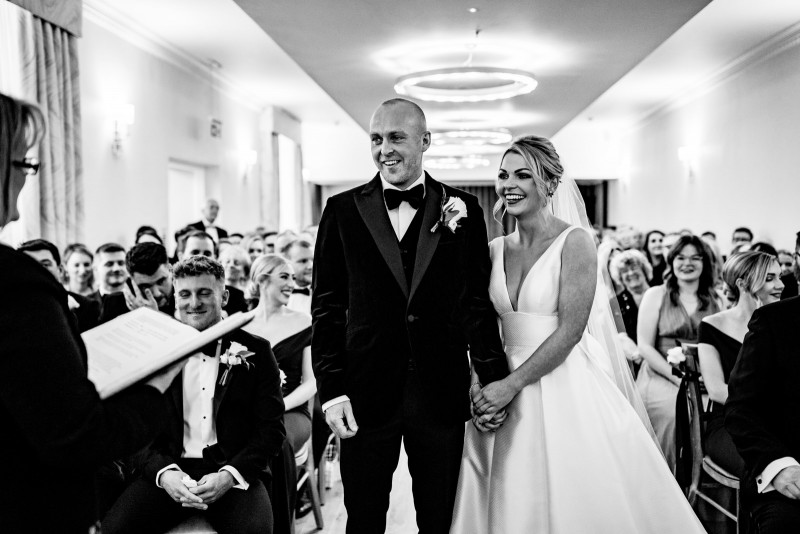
[[431, 185, 468, 233], [218, 341, 255, 386]]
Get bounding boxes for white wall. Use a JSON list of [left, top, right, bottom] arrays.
[[79, 20, 271, 249], [604, 39, 800, 254]]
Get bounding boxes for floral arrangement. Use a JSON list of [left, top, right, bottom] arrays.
[[218, 341, 255, 386]]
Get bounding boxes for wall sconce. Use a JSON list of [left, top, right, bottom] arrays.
[[111, 103, 135, 157]]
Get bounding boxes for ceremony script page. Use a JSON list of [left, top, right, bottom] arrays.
[[83, 308, 253, 399]]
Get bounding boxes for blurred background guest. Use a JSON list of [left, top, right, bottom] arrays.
[[610, 249, 652, 343], [241, 232, 266, 263], [777, 249, 795, 278], [64, 242, 95, 297], [637, 234, 722, 471], [781, 232, 800, 299], [598, 239, 623, 298], [644, 230, 667, 285], [731, 226, 753, 251], [219, 244, 251, 294], [698, 251, 783, 479], [134, 225, 163, 245]]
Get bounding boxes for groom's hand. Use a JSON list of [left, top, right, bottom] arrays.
[[471, 408, 507, 433], [325, 400, 359, 439]]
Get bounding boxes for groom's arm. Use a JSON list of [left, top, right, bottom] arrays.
[[311, 200, 349, 406], [461, 196, 509, 386]]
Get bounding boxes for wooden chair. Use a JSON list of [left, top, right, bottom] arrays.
[[680, 343, 743, 532], [294, 436, 324, 532]]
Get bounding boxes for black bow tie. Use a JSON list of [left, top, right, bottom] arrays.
[[384, 185, 424, 210], [292, 287, 310, 296]]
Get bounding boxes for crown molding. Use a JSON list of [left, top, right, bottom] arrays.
[[632, 20, 800, 132], [83, 0, 263, 112]]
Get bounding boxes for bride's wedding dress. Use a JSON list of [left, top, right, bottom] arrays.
[[450, 226, 706, 533]]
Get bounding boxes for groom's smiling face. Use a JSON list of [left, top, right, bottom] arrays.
[[369, 101, 431, 189]]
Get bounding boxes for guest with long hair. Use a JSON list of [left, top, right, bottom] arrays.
[[64, 243, 95, 297], [644, 230, 667, 285], [637, 234, 722, 470]]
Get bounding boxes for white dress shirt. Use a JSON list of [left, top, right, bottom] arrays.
[[155, 347, 247, 490], [757, 456, 800, 493], [287, 285, 312, 315], [321, 172, 425, 414], [202, 217, 220, 244]]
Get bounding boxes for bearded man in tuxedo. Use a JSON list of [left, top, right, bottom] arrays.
[[311, 98, 509, 533]]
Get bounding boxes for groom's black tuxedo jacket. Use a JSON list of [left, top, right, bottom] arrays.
[[311, 173, 508, 426], [726, 296, 800, 503], [141, 330, 286, 485]]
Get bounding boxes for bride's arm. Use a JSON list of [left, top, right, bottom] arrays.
[[473, 229, 596, 416]]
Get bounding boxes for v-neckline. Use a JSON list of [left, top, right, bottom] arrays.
[[501, 226, 572, 313]]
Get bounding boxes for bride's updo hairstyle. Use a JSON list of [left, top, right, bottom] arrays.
[[247, 253, 290, 300], [494, 135, 565, 222]]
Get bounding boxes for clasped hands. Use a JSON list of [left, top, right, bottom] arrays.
[[160, 470, 235, 510], [470, 378, 517, 433]]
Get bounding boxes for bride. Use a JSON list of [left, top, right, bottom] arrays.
[[449, 135, 706, 533]]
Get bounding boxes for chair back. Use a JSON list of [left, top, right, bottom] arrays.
[[677, 343, 705, 500]]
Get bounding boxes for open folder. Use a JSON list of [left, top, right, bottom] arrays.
[[83, 308, 254, 399]]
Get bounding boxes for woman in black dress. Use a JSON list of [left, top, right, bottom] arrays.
[[698, 251, 784, 476]]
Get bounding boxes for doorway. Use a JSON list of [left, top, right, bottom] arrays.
[[167, 161, 206, 253]]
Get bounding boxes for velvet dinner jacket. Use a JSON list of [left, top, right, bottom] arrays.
[[726, 296, 800, 501], [142, 329, 286, 485], [311, 173, 508, 426], [187, 220, 228, 240]]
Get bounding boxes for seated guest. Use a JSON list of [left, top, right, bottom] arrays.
[[731, 226, 754, 251], [100, 242, 174, 323], [0, 90, 180, 533], [263, 230, 277, 253], [778, 248, 795, 278], [135, 225, 163, 245], [178, 230, 247, 315], [64, 243, 95, 297], [243, 254, 316, 514], [781, 232, 799, 299], [228, 232, 244, 246], [644, 230, 667, 285], [282, 238, 314, 314], [19, 239, 100, 333], [103, 256, 285, 534], [609, 249, 652, 344], [637, 235, 721, 471], [91, 242, 128, 299], [241, 232, 266, 263], [699, 251, 782, 479], [616, 225, 641, 251], [220, 244, 251, 293], [726, 294, 800, 532]]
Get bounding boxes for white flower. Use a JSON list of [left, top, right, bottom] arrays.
[[228, 341, 247, 354], [444, 196, 467, 232], [666, 346, 686, 365], [279, 368, 287, 386], [220, 354, 229, 364], [230, 356, 241, 366]]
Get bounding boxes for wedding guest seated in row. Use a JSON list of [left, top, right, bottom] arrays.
[[64, 243, 95, 297], [273, 230, 298, 259], [610, 249, 652, 344], [637, 234, 722, 471], [644, 230, 667, 285], [18, 238, 100, 333], [282, 238, 314, 314], [241, 232, 266, 263], [178, 230, 248, 315], [90, 242, 128, 304], [103, 255, 285, 534], [726, 284, 800, 532], [263, 230, 277, 253], [731, 226, 753, 250], [135, 225, 163, 245], [229, 232, 244, 246], [781, 232, 800, 299], [100, 242, 174, 323], [244, 254, 316, 517], [220, 244, 251, 294], [698, 251, 783, 479], [616, 225, 642, 251]]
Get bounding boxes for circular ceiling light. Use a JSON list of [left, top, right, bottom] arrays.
[[395, 67, 537, 103]]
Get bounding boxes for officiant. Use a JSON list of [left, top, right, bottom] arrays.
[[0, 93, 185, 532]]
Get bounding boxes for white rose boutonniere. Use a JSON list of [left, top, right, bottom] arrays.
[[218, 341, 255, 386], [431, 185, 468, 234]]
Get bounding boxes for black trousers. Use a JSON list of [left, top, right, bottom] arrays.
[[340, 367, 465, 534], [750, 492, 800, 533], [102, 458, 273, 534]]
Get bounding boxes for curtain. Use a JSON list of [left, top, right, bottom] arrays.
[[0, 1, 82, 248]]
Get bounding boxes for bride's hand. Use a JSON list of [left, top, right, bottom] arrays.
[[473, 378, 518, 416]]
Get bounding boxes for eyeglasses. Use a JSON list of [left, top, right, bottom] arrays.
[[12, 157, 40, 176]]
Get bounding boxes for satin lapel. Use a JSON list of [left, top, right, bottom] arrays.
[[213, 338, 233, 420], [409, 174, 443, 303], [354, 174, 409, 299]]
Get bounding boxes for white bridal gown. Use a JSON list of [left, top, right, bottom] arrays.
[[450, 226, 706, 534]]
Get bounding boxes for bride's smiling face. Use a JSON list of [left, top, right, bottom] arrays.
[[497, 152, 545, 217]]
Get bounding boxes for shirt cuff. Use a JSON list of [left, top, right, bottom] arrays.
[[220, 466, 249, 490], [321, 395, 350, 413], [156, 464, 180, 488], [758, 457, 800, 493]]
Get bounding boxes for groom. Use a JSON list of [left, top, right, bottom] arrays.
[[311, 98, 509, 532]]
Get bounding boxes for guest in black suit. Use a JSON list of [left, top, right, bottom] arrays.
[[726, 296, 800, 532], [184, 198, 228, 244], [18, 238, 100, 333], [103, 256, 285, 534], [0, 91, 182, 534], [311, 98, 509, 533], [99, 242, 175, 323], [780, 232, 799, 300]]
